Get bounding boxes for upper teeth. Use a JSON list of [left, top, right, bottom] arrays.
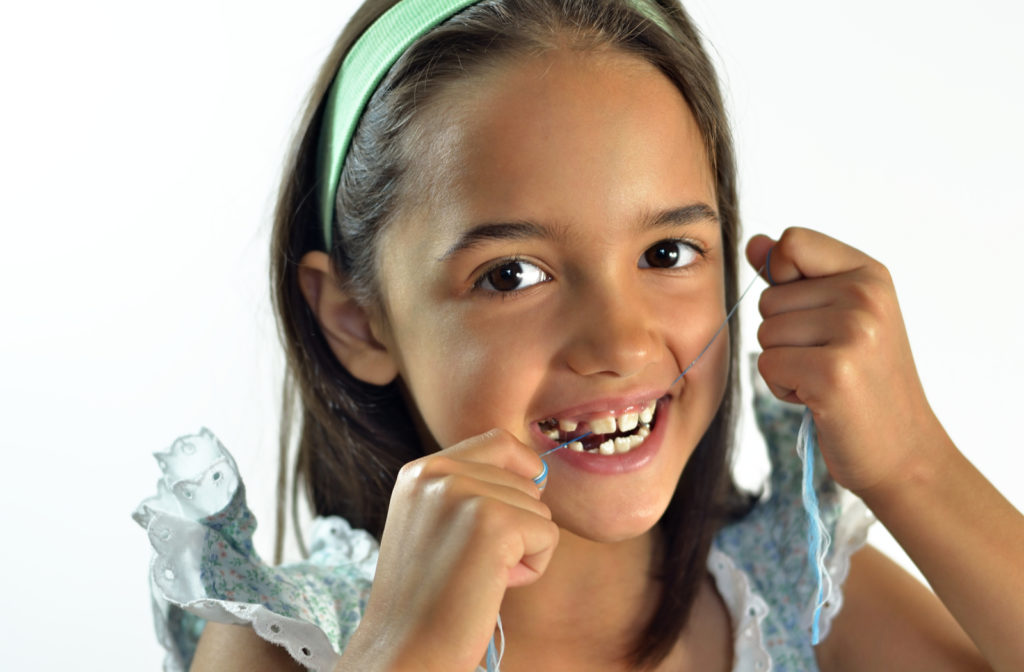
[[617, 411, 639, 433], [541, 399, 658, 456], [585, 400, 656, 435]]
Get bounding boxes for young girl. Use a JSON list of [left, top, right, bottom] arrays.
[[134, 0, 1024, 670]]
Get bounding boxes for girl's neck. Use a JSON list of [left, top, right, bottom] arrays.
[[496, 526, 663, 669]]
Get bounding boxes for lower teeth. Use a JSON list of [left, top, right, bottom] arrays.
[[579, 423, 651, 455], [542, 407, 657, 456]]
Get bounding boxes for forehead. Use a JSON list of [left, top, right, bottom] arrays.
[[388, 46, 717, 255]]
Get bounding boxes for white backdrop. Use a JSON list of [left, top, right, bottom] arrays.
[[1, 1, 1021, 668]]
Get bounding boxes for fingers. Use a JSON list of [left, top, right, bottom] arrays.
[[403, 462, 553, 521], [446, 428, 546, 489], [454, 496, 560, 588], [391, 428, 559, 588], [757, 309, 833, 349], [746, 227, 875, 283], [756, 346, 831, 406]]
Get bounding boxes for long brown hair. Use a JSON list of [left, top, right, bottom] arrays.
[[270, 0, 754, 667]]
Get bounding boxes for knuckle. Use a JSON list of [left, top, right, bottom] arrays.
[[756, 318, 772, 348], [847, 277, 895, 321], [868, 258, 893, 284], [418, 454, 458, 480], [846, 310, 879, 346], [466, 496, 510, 532], [821, 354, 856, 391], [397, 455, 462, 499], [757, 287, 775, 318], [433, 473, 463, 499], [777, 226, 806, 252], [397, 459, 426, 483], [480, 427, 523, 455], [756, 351, 774, 379]]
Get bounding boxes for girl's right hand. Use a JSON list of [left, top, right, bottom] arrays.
[[335, 429, 559, 672]]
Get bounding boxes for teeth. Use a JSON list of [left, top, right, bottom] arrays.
[[613, 436, 631, 453], [617, 411, 639, 433], [558, 419, 578, 432], [598, 439, 615, 455], [590, 416, 617, 434], [628, 434, 645, 448], [640, 401, 656, 424], [544, 428, 560, 440], [638, 425, 650, 438], [569, 441, 584, 452]]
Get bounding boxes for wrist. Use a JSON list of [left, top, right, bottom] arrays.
[[853, 421, 959, 517]]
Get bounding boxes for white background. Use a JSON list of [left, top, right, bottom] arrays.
[[1, 1, 1021, 668]]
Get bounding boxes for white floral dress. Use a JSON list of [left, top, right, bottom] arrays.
[[133, 391, 872, 672]]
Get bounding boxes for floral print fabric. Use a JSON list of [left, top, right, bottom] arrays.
[[134, 392, 872, 671]]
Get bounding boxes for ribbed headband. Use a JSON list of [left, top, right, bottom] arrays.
[[315, 0, 673, 249]]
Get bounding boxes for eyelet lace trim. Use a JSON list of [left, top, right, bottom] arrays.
[[133, 429, 345, 672], [135, 428, 873, 671], [708, 489, 875, 672]]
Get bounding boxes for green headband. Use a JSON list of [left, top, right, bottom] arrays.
[[315, 0, 673, 249]]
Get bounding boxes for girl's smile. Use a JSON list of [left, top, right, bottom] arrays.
[[371, 46, 729, 542]]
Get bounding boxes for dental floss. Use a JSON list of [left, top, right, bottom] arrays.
[[528, 265, 832, 650], [670, 268, 765, 389], [797, 409, 832, 644], [486, 615, 505, 672]]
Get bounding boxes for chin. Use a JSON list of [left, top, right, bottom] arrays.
[[550, 494, 669, 544]]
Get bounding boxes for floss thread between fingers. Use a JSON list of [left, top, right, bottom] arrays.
[[764, 246, 777, 286], [520, 263, 831, 657]]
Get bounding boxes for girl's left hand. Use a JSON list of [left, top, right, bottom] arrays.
[[746, 227, 947, 496]]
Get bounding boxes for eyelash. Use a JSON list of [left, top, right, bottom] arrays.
[[472, 256, 551, 297], [470, 238, 709, 297], [640, 237, 708, 270]]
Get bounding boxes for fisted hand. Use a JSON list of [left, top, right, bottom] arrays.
[[746, 228, 944, 496], [338, 429, 558, 672]]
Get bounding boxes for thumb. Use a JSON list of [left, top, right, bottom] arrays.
[[745, 234, 777, 282], [745, 233, 804, 285]]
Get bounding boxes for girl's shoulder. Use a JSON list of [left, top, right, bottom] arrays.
[[710, 388, 875, 670], [133, 429, 372, 672]]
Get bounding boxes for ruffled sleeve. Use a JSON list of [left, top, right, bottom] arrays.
[[132, 429, 379, 672], [712, 388, 875, 671]]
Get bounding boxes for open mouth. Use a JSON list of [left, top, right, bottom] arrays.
[[537, 398, 660, 456]]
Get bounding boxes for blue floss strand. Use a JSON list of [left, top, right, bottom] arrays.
[[797, 408, 833, 645], [671, 268, 764, 388], [517, 265, 831, 654], [538, 431, 594, 460], [486, 614, 505, 672]]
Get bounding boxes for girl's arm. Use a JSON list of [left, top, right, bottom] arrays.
[[191, 428, 556, 672], [191, 622, 305, 671], [850, 433, 1024, 670], [747, 228, 1024, 672]]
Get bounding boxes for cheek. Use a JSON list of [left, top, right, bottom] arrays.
[[389, 305, 549, 447]]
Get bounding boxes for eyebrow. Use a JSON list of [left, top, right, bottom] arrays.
[[439, 221, 553, 261], [645, 203, 720, 230], [439, 202, 719, 261]]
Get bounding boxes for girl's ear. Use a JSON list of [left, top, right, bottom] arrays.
[[297, 251, 398, 386]]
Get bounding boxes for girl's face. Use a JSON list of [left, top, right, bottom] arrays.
[[372, 48, 728, 542]]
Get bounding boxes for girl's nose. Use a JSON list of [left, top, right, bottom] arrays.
[[561, 284, 661, 378]]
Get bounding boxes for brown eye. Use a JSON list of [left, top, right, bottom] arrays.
[[639, 240, 698, 269], [477, 259, 550, 292]]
